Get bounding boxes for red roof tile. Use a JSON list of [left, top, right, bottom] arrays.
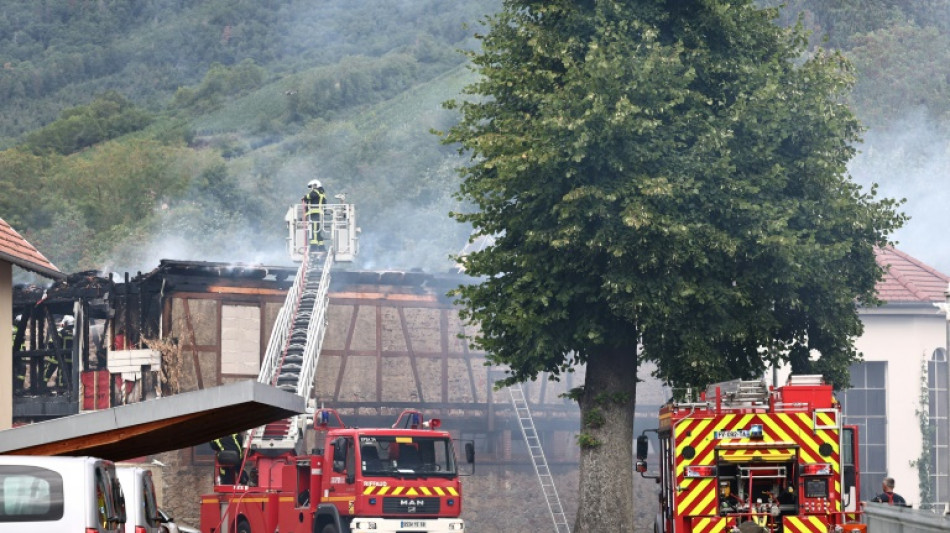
[[0, 217, 63, 279], [875, 246, 950, 303]]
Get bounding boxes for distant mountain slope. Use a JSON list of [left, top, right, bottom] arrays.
[[0, 0, 498, 146]]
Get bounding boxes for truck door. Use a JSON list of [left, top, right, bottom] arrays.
[[328, 436, 357, 517], [842, 425, 860, 512]]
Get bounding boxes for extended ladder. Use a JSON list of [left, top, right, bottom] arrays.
[[509, 383, 571, 533], [249, 248, 333, 451]]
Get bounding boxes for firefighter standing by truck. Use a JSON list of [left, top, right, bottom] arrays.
[[210, 433, 244, 484]]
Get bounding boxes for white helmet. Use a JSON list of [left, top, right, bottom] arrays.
[[308, 179, 322, 189], [61, 315, 75, 327]]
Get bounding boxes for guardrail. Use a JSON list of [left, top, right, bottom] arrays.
[[863, 502, 950, 533]]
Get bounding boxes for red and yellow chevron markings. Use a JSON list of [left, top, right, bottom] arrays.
[[362, 485, 458, 496], [672, 410, 844, 521], [785, 515, 832, 533]]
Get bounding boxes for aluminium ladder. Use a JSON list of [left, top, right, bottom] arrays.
[[249, 247, 333, 451], [509, 383, 571, 533]]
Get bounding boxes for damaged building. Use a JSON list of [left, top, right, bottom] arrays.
[[11, 259, 668, 531]]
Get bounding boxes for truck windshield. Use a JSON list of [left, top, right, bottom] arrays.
[[359, 436, 456, 476]]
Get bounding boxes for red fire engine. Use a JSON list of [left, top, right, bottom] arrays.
[[200, 407, 474, 533], [636, 375, 862, 533], [201, 203, 472, 533]]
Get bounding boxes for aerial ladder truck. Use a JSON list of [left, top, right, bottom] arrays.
[[200, 199, 473, 533]]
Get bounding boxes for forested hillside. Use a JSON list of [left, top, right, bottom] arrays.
[[2, 0, 949, 278]]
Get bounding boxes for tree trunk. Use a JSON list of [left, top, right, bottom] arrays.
[[573, 345, 638, 533]]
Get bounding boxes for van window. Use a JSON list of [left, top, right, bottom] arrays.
[[0, 465, 65, 522], [96, 468, 118, 529]]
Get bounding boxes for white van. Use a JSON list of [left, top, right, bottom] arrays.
[[116, 466, 162, 533], [0, 455, 125, 532]]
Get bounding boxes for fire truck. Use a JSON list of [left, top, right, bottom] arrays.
[[200, 407, 473, 533], [636, 375, 862, 533], [199, 202, 473, 533]]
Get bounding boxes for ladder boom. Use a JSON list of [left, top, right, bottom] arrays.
[[249, 249, 332, 451]]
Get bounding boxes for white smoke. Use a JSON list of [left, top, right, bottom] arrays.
[[848, 108, 950, 274]]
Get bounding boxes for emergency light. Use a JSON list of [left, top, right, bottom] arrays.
[[801, 463, 831, 476], [317, 410, 330, 427], [410, 412, 421, 429], [684, 465, 717, 478]]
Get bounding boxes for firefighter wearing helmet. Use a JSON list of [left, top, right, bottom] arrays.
[[302, 179, 327, 250]]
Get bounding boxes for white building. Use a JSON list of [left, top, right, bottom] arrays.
[[843, 246, 950, 509]]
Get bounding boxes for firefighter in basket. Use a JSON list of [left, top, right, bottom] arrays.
[[302, 179, 327, 250]]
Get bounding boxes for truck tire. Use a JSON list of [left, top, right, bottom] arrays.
[[320, 525, 338, 533], [237, 520, 251, 533]]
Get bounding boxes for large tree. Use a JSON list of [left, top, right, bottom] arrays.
[[443, 1, 905, 531]]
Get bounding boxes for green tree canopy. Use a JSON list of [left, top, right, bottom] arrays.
[[444, 1, 905, 530], [23, 91, 152, 155]]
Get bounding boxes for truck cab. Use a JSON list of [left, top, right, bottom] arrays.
[[319, 426, 464, 532]]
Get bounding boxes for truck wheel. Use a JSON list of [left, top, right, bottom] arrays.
[[320, 525, 338, 533], [237, 520, 251, 533]]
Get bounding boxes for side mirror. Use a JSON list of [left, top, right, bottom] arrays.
[[465, 442, 475, 464], [636, 435, 649, 460]]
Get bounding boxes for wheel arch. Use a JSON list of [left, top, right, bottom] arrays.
[[315, 503, 345, 532]]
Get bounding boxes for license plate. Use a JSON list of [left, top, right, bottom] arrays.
[[401, 521, 426, 528]]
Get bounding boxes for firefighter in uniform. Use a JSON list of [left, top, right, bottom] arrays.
[[211, 433, 245, 484], [302, 179, 327, 250]]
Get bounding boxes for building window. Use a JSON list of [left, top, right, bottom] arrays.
[[839, 361, 887, 488]]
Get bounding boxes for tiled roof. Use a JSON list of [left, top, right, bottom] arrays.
[[0, 217, 63, 279], [875, 246, 950, 303]]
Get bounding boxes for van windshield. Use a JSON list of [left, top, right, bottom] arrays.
[[0, 465, 65, 522], [359, 436, 456, 476]]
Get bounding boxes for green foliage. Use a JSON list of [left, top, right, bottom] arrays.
[[0, 0, 497, 145], [847, 23, 950, 128], [171, 60, 266, 113], [0, 148, 58, 230], [912, 359, 934, 508], [23, 91, 152, 155], [445, 0, 905, 394], [0, 0, 499, 275], [575, 432, 602, 449], [583, 409, 605, 430]]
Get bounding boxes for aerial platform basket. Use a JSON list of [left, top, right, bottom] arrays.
[[286, 201, 358, 263]]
